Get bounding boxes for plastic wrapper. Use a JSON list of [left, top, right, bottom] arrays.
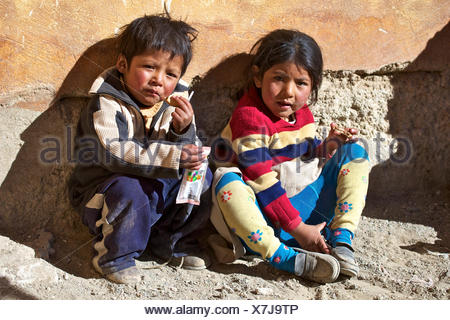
[[176, 147, 210, 205]]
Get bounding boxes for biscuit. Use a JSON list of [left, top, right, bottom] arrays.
[[165, 96, 180, 107], [334, 126, 353, 138]]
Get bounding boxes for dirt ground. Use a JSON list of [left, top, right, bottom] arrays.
[[0, 61, 448, 302], [1, 190, 448, 301]]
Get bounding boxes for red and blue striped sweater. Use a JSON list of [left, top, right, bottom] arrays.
[[219, 86, 321, 232]]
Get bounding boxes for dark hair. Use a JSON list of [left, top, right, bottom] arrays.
[[116, 13, 198, 76], [250, 29, 323, 104]]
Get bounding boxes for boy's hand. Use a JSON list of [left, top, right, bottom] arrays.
[[180, 144, 207, 170], [170, 96, 194, 134], [290, 221, 330, 254], [324, 122, 358, 158]]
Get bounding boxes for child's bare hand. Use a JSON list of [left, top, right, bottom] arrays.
[[290, 221, 330, 254], [171, 96, 194, 134], [328, 122, 357, 142], [180, 144, 207, 170], [324, 122, 358, 158]]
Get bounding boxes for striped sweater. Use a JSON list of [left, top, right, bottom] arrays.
[[220, 86, 321, 232], [69, 67, 196, 208]]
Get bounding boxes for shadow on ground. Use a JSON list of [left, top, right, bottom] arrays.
[[0, 277, 37, 300]]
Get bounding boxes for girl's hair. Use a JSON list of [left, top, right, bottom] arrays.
[[116, 12, 198, 76], [250, 29, 323, 104]]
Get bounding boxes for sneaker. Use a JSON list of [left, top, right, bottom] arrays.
[[331, 244, 359, 277], [104, 266, 143, 284], [293, 248, 340, 284], [169, 251, 212, 270]]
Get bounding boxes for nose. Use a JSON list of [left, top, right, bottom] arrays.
[[150, 70, 163, 86], [283, 81, 295, 98]]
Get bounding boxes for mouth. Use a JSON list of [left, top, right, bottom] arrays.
[[277, 101, 293, 110], [143, 88, 160, 98]]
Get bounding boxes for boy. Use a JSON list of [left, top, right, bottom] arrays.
[[69, 14, 212, 284]]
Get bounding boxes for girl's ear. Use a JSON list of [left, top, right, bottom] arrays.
[[252, 65, 262, 88], [116, 54, 128, 73]]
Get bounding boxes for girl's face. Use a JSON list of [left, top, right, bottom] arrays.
[[254, 61, 312, 121]]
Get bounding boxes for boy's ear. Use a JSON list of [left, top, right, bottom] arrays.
[[116, 54, 128, 73], [252, 65, 262, 88]]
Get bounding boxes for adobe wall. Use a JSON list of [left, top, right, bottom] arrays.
[[1, 0, 449, 110]]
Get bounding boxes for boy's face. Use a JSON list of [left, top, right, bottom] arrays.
[[117, 49, 183, 107]]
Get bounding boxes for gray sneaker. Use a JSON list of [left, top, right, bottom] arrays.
[[169, 251, 212, 270], [293, 248, 340, 284], [331, 244, 359, 277], [105, 266, 143, 284]]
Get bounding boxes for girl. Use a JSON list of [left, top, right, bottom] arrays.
[[212, 29, 370, 284]]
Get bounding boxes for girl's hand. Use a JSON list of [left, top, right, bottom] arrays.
[[324, 122, 358, 158], [180, 144, 207, 170], [171, 96, 194, 134], [328, 122, 357, 142], [289, 221, 330, 254]]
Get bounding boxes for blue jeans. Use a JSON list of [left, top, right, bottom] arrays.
[[82, 169, 212, 274]]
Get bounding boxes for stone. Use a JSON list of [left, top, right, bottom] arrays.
[[0, 235, 60, 286], [254, 287, 273, 295], [30, 230, 55, 261]]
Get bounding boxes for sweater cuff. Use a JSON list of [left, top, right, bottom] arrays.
[[167, 122, 196, 144], [265, 200, 302, 233], [283, 216, 302, 233]]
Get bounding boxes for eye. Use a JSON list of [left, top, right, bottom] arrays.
[[296, 81, 308, 87], [144, 65, 155, 70], [167, 72, 178, 78], [274, 75, 284, 81]]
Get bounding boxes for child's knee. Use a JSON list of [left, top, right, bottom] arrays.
[[107, 176, 146, 201], [215, 172, 242, 194], [335, 143, 369, 163]]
